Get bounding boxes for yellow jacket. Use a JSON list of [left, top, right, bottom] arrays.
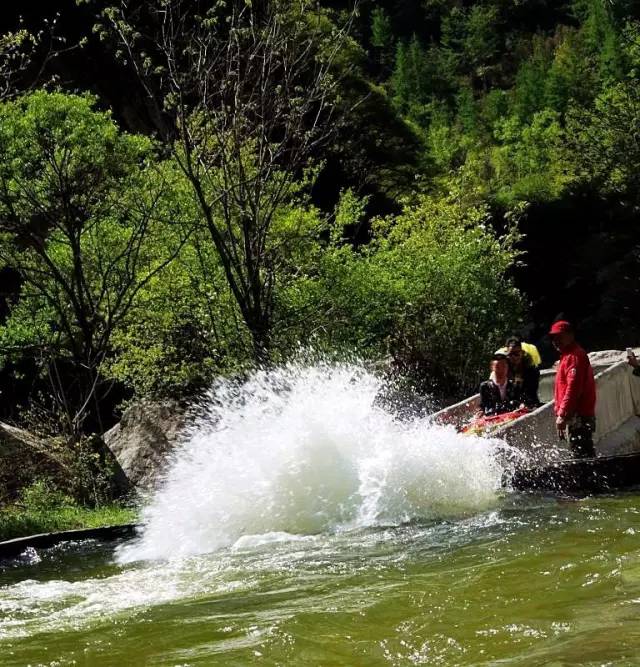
[[496, 342, 542, 367]]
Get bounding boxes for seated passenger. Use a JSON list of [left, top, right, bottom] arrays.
[[478, 353, 524, 417], [496, 335, 541, 367], [505, 337, 541, 408]]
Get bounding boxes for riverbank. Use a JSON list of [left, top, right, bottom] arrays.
[[0, 504, 137, 542], [0, 482, 137, 541]]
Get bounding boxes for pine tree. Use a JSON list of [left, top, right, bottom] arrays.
[[464, 5, 499, 80], [371, 7, 394, 70], [456, 84, 478, 137], [598, 22, 624, 82], [513, 37, 552, 121], [407, 34, 427, 104], [392, 35, 429, 113], [392, 41, 411, 111]]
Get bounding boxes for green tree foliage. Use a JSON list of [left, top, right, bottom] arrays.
[[103, 233, 250, 398], [0, 91, 186, 434], [99, 0, 358, 364], [492, 110, 568, 205], [564, 19, 640, 200], [513, 38, 553, 122], [439, 3, 501, 88], [460, 4, 500, 88], [370, 7, 395, 70], [105, 187, 328, 397], [392, 35, 427, 113], [290, 191, 523, 393], [566, 79, 640, 198], [378, 0, 640, 208]]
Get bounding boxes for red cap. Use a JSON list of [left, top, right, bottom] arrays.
[[549, 320, 572, 335]]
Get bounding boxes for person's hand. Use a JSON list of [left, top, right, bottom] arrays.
[[556, 415, 567, 440]]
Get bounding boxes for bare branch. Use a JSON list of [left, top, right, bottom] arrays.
[[101, 0, 358, 361]]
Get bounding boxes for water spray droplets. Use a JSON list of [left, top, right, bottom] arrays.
[[118, 363, 510, 562]]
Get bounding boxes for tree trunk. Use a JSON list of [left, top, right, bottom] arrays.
[[248, 313, 272, 367]]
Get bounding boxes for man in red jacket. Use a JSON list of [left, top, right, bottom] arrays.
[[550, 320, 597, 457]]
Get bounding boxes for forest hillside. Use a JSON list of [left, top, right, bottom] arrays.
[[0, 0, 638, 453]]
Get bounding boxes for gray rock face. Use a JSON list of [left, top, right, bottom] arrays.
[[0, 424, 129, 503], [104, 400, 187, 492], [0, 422, 70, 503]]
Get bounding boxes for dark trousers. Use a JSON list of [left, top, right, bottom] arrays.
[[568, 416, 596, 458]]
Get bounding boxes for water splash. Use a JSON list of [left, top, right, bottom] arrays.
[[118, 363, 515, 562]]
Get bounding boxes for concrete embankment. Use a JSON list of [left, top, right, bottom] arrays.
[[0, 524, 139, 560]]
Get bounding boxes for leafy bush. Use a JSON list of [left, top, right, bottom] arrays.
[[19, 479, 74, 513], [281, 190, 524, 395]]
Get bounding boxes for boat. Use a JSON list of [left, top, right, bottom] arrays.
[[460, 407, 530, 437], [432, 351, 640, 494]]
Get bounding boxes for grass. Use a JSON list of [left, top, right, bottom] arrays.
[[0, 481, 138, 541], [0, 503, 138, 541]]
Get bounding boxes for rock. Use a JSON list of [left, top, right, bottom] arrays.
[[104, 400, 187, 492], [588, 349, 639, 370], [0, 423, 130, 503], [0, 423, 70, 503]]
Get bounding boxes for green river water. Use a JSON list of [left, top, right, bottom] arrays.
[[2, 492, 640, 666]]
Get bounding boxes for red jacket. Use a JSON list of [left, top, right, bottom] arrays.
[[554, 342, 596, 419]]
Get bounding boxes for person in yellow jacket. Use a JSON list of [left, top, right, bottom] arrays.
[[495, 337, 541, 367], [495, 336, 542, 407]]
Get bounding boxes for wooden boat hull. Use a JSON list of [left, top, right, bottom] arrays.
[[509, 452, 640, 495]]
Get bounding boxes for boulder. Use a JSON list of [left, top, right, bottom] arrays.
[[0, 422, 70, 503], [104, 400, 187, 492], [0, 423, 130, 503]]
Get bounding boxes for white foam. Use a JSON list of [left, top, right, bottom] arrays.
[[118, 363, 514, 563], [0, 555, 246, 640], [232, 532, 317, 550]]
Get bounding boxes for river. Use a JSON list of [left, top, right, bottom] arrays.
[[1, 364, 639, 665]]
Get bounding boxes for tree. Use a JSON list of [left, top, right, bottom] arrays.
[[559, 20, 640, 197], [0, 16, 70, 101], [392, 40, 412, 111], [370, 7, 395, 71], [456, 84, 479, 137], [289, 189, 524, 394], [104, 231, 252, 398], [463, 4, 500, 88], [392, 34, 429, 113], [491, 109, 568, 205], [566, 78, 640, 199], [0, 29, 37, 100], [0, 91, 187, 436], [512, 37, 552, 121], [98, 0, 357, 363]]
